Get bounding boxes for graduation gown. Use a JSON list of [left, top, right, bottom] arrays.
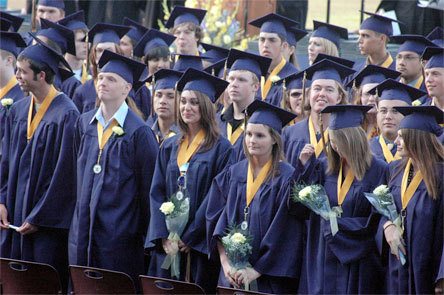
[[259, 62, 298, 107], [375, 161, 443, 294], [133, 84, 152, 121], [0, 93, 79, 286], [208, 160, 303, 294], [291, 156, 388, 294], [54, 74, 82, 100], [72, 79, 97, 113], [369, 136, 398, 163], [146, 134, 234, 293], [68, 108, 158, 283], [217, 104, 246, 162]]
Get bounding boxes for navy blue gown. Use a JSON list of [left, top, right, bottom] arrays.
[[133, 84, 152, 121], [369, 135, 399, 163], [259, 62, 298, 107]]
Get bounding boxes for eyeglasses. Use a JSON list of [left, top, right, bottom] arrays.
[[396, 54, 420, 62]]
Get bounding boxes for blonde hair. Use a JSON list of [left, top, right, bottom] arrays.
[[398, 128, 444, 200], [177, 90, 220, 151], [243, 125, 284, 178], [304, 80, 348, 112], [310, 36, 339, 59], [327, 127, 373, 180]]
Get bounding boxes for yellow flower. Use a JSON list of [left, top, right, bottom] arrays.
[[412, 99, 422, 106], [202, 36, 212, 44], [373, 185, 389, 196], [240, 39, 249, 50], [299, 186, 312, 200], [1, 98, 13, 107], [112, 126, 125, 136], [270, 75, 281, 83], [160, 202, 175, 215], [215, 20, 224, 28], [223, 35, 232, 45], [230, 232, 246, 244]]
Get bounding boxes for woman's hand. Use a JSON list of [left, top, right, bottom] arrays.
[[299, 144, 315, 166], [383, 222, 406, 260], [221, 260, 239, 288], [0, 204, 9, 229], [162, 238, 179, 255], [17, 222, 38, 235], [234, 267, 261, 287]]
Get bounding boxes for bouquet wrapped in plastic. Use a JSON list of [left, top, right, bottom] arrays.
[[364, 185, 406, 265], [292, 183, 339, 236], [160, 190, 190, 278]]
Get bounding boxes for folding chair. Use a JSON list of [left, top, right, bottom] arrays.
[[139, 275, 205, 294], [217, 286, 271, 295], [69, 265, 136, 294], [0, 257, 62, 294]]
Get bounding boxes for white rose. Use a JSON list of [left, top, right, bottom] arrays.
[[299, 186, 312, 199], [223, 35, 232, 45], [373, 185, 389, 196], [230, 232, 246, 244], [1, 98, 13, 107], [270, 75, 280, 83], [112, 126, 125, 136], [411, 100, 422, 106], [160, 202, 175, 215]]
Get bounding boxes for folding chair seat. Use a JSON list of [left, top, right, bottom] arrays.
[[139, 275, 205, 294]]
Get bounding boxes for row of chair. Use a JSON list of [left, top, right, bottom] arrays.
[[0, 258, 266, 294]]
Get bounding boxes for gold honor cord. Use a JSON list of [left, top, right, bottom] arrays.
[[246, 159, 272, 207], [308, 116, 329, 158], [401, 158, 423, 210], [227, 122, 244, 145], [261, 57, 286, 99], [27, 85, 58, 140], [379, 136, 401, 163], [177, 129, 205, 168], [0, 76, 18, 99], [337, 162, 355, 206]]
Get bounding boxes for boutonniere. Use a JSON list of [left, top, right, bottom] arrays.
[[411, 99, 422, 106], [112, 126, 125, 136], [270, 75, 280, 83], [1, 98, 13, 108]]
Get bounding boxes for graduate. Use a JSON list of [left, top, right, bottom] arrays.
[[282, 58, 354, 169], [72, 23, 130, 114], [249, 13, 299, 106], [426, 27, 444, 47], [423, 47, 444, 113], [204, 58, 230, 115], [278, 71, 307, 125], [0, 35, 79, 291], [348, 65, 401, 138], [58, 11, 90, 84], [378, 106, 443, 294], [369, 79, 426, 163], [201, 42, 229, 68], [283, 26, 307, 70], [292, 105, 388, 294], [219, 49, 271, 162], [36, 0, 65, 26], [0, 11, 24, 33], [307, 21, 348, 66], [145, 69, 181, 145], [146, 68, 234, 293], [120, 17, 148, 58], [69, 50, 158, 287], [208, 100, 302, 294], [166, 6, 206, 56], [133, 29, 176, 120], [356, 11, 400, 72]]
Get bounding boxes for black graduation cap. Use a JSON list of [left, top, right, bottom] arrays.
[[304, 59, 355, 83], [176, 68, 229, 103], [395, 106, 444, 136], [346, 65, 401, 88], [226, 48, 271, 80], [98, 50, 146, 84], [321, 105, 372, 130], [391, 34, 437, 55], [368, 78, 426, 104], [88, 23, 130, 45], [201, 43, 229, 64], [249, 13, 299, 39], [58, 10, 88, 31], [246, 100, 297, 134], [38, 18, 75, 55], [313, 53, 354, 68], [165, 6, 206, 29], [360, 10, 402, 36], [0, 31, 27, 57], [312, 20, 348, 48], [0, 11, 24, 32], [0, 17, 13, 31]]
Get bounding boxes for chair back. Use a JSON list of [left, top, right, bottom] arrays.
[[139, 275, 205, 294], [217, 286, 271, 295]]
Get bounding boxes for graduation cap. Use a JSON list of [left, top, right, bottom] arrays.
[[176, 68, 229, 103], [38, 0, 65, 10], [203, 58, 227, 78], [0, 31, 27, 57], [249, 13, 299, 39], [360, 11, 401, 36], [277, 71, 309, 90], [391, 34, 436, 55], [226, 48, 271, 80], [146, 69, 183, 91], [38, 18, 75, 55], [312, 21, 348, 49], [58, 10, 88, 31], [395, 106, 443, 136], [422, 46, 444, 69], [133, 29, 175, 58], [426, 27, 444, 47], [21, 33, 72, 81], [172, 54, 209, 72], [346, 65, 401, 88], [304, 59, 355, 83], [368, 78, 426, 104], [321, 105, 372, 130], [246, 100, 296, 134], [0, 11, 24, 32], [88, 23, 130, 45], [165, 6, 206, 29], [0, 18, 13, 31], [313, 53, 354, 68], [98, 50, 146, 84], [201, 43, 229, 64], [123, 17, 148, 43], [286, 27, 308, 47]]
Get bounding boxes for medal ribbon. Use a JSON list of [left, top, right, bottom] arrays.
[[227, 122, 244, 145], [367, 126, 379, 139], [261, 57, 286, 99], [379, 136, 401, 163], [177, 129, 205, 168], [380, 54, 393, 68], [308, 116, 329, 158], [246, 159, 272, 207], [97, 119, 118, 150], [413, 75, 424, 90], [27, 85, 58, 140], [401, 158, 423, 210], [337, 162, 355, 206], [81, 63, 90, 84], [0, 76, 18, 99]]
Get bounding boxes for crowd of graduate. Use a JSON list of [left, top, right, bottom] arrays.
[[0, 0, 443, 294]]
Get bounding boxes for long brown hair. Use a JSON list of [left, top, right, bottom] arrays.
[[353, 86, 378, 135], [89, 43, 123, 79], [243, 125, 285, 179], [327, 126, 373, 180], [177, 90, 220, 151], [399, 128, 444, 200]]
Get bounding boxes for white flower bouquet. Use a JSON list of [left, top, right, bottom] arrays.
[[364, 185, 406, 265], [292, 183, 339, 236], [160, 191, 190, 278]]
